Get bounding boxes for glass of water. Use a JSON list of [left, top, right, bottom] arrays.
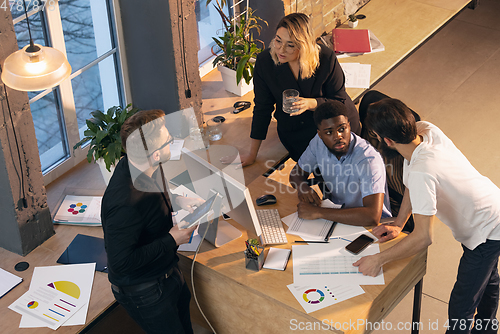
[[207, 118, 222, 141], [282, 89, 299, 114]]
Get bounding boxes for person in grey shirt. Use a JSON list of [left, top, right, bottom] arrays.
[[289, 100, 391, 226]]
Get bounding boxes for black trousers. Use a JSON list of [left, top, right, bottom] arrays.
[[112, 267, 194, 334]]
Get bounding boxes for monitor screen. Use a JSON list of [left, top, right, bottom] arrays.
[[181, 147, 262, 238]]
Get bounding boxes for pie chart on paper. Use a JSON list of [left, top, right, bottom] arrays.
[[47, 281, 81, 299]]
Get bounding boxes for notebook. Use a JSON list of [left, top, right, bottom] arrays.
[[263, 248, 291, 271], [0, 268, 22, 298], [57, 234, 108, 272], [332, 29, 371, 54]]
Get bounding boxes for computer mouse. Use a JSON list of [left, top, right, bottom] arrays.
[[256, 194, 277, 206]]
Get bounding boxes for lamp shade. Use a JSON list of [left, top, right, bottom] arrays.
[[1, 43, 71, 91]]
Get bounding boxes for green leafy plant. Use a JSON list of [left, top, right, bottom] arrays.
[[348, 14, 358, 22], [208, 1, 267, 85], [73, 104, 139, 172]]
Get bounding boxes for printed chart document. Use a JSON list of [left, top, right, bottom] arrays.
[[9, 285, 86, 330], [340, 63, 371, 89], [283, 200, 341, 241], [292, 240, 384, 286], [0, 268, 23, 298], [19, 263, 95, 328], [287, 283, 365, 314], [53, 195, 102, 226]]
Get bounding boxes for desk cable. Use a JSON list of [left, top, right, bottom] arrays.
[[190, 224, 217, 334]]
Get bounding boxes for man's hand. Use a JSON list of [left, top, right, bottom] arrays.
[[297, 185, 322, 205], [297, 202, 322, 220], [176, 196, 205, 213], [169, 224, 197, 246], [353, 254, 383, 277], [289, 97, 318, 116], [372, 223, 402, 243]]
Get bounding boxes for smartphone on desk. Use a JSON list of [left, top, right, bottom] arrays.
[[345, 234, 374, 255]]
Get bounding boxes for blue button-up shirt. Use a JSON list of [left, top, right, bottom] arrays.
[[298, 133, 392, 218]]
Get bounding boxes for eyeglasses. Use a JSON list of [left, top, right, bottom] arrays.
[[274, 37, 297, 54], [147, 135, 174, 157]]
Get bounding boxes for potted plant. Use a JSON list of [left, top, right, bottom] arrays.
[[208, 0, 267, 96], [348, 14, 358, 28], [73, 104, 139, 183]]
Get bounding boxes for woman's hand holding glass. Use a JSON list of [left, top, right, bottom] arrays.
[[288, 97, 318, 116]]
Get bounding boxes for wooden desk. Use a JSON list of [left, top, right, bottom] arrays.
[[179, 176, 427, 334], [0, 225, 112, 334]]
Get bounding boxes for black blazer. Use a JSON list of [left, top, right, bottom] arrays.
[[250, 44, 360, 140]]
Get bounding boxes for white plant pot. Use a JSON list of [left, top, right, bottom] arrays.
[[217, 65, 253, 96], [348, 20, 358, 28], [96, 158, 116, 185]]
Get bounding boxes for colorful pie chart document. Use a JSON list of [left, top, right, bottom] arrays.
[[292, 240, 384, 286], [18, 263, 96, 328], [8, 284, 86, 330], [53, 195, 102, 226], [287, 283, 365, 313]]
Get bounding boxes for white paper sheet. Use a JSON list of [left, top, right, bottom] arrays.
[[283, 200, 342, 241], [287, 283, 365, 313], [340, 63, 371, 88], [292, 240, 384, 286], [330, 223, 376, 242], [10, 285, 86, 330], [19, 263, 95, 328], [169, 139, 184, 160], [0, 268, 23, 298]]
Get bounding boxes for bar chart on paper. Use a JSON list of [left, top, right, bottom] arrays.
[[298, 255, 362, 275]]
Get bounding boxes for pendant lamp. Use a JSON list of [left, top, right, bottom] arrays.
[[1, 0, 71, 92]]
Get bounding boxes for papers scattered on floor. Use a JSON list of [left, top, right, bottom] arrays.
[[340, 63, 371, 88], [12, 263, 96, 329], [0, 268, 23, 298], [287, 283, 365, 314], [292, 240, 384, 286], [283, 200, 341, 241], [53, 195, 102, 226]]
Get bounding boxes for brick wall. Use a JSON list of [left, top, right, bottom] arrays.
[[281, 0, 370, 37]]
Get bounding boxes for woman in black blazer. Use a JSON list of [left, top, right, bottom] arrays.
[[240, 13, 360, 165]]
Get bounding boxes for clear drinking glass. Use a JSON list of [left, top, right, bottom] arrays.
[[282, 89, 299, 114]]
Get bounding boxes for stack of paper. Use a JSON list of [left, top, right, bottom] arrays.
[[53, 195, 102, 226], [281, 207, 385, 314], [8, 263, 96, 330]]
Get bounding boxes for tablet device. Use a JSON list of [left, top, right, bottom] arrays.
[[179, 193, 218, 229]]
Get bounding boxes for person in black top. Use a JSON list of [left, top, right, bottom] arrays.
[[101, 109, 202, 334], [236, 13, 359, 166]]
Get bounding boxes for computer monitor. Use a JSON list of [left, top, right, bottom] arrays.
[[181, 147, 262, 247]]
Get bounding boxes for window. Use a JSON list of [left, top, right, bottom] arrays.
[[10, 0, 124, 183]]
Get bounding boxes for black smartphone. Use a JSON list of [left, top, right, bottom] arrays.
[[345, 234, 374, 255]]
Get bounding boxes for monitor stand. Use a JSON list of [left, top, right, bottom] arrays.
[[198, 191, 242, 247]]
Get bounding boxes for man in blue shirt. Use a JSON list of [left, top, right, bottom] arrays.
[[289, 100, 391, 226]]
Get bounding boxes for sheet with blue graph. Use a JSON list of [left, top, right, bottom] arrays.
[[292, 239, 385, 286]]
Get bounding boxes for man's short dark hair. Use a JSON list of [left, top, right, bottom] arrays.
[[121, 109, 166, 153], [313, 100, 349, 127], [365, 98, 417, 144]]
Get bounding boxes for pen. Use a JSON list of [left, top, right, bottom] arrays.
[[294, 240, 329, 243], [324, 221, 338, 242]]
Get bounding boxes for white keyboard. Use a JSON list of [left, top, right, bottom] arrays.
[[256, 209, 288, 245]]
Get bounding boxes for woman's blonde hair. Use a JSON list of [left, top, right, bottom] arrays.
[[270, 13, 320, 79]]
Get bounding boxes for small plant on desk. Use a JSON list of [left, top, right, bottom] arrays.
[[348, 14, 358, 28]]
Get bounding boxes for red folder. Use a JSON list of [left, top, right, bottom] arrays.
[[332, 29, 372, 54]]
